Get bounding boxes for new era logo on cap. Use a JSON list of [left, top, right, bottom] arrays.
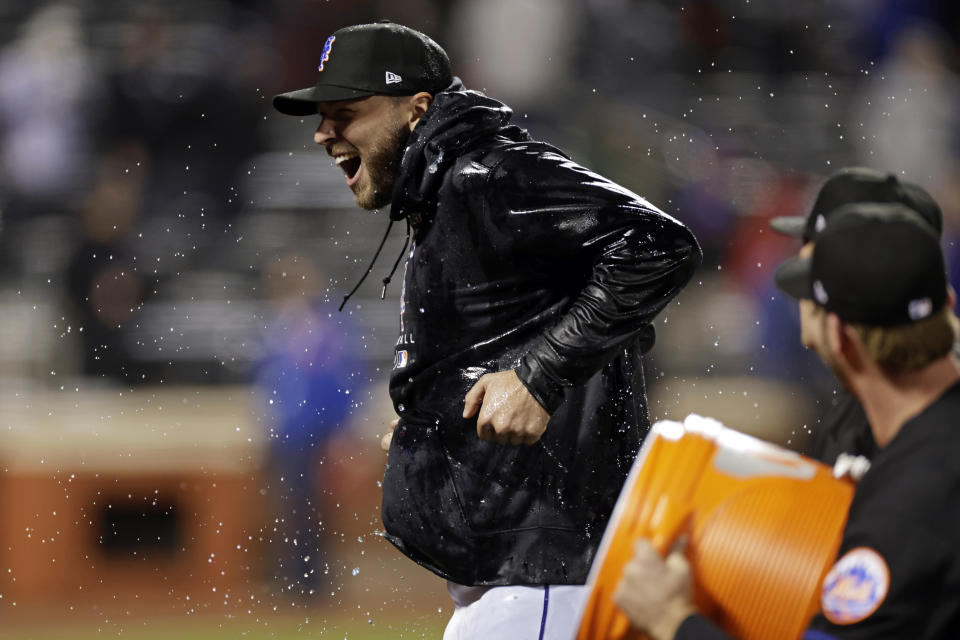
[[385, 71, 402, 85]]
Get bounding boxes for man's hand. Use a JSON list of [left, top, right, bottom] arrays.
[[613, 539, 697, 640], [462, 370, 550, 445], [380, 417, 399, 452]]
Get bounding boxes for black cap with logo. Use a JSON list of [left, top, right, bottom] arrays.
[[774, 203, 947, 326], [273, 21, 452, 116], [770, 167, 943, 242]]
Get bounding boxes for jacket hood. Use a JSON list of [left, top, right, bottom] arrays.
[[390, 78, 530, 221]]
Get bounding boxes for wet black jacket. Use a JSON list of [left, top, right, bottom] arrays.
[[381, 79, 701, 586]]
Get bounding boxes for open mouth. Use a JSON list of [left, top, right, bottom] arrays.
[[335, 154, 362, 186]]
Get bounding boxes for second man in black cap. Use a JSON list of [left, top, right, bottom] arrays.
[[770, 167, 943, 470], [615, 202, 960, 639]]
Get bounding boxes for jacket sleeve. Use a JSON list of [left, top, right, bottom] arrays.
[[482, 149, 702, 413]]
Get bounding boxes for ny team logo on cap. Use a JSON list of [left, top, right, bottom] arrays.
[[813, 280, 829, 305], [318, 36, 336, 72], [814, 214, 827, 233], [274, 22, 453, 115], [821, 546, 889, 624]]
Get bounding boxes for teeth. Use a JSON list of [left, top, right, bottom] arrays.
[[334, 154, 359, 165]]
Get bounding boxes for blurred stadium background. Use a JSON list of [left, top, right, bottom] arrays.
[[0, 0, 957, 637]]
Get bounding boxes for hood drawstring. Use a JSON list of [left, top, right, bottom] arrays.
[[381, 218, 411, 299], [338, 217, 412, 312]]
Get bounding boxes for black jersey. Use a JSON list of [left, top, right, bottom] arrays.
[[811, 389, 876, 467], [677, 380, 960, 639], [804, 380, 960, 638]]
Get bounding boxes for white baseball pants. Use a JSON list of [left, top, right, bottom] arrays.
[[443, 581, 588, 640]]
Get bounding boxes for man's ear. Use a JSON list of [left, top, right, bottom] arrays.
[[823, 313, 849, 363], [832, 315, 867, 373], [405, 92, 433, 131], [822, 313, 839, 350], [948, 285, 956, 310]]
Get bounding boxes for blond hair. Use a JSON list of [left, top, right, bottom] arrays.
[[849, 305, 958, 373]]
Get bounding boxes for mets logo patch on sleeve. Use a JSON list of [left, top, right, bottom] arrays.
[[821, 546, 890, 624]]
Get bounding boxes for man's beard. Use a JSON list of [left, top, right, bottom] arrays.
[[353, 118, 410, 211]]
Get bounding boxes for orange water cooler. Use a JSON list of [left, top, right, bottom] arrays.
[[575, 414, 855, 640]]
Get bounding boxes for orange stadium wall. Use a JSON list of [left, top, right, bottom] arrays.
[[0, 386, 267, 607]]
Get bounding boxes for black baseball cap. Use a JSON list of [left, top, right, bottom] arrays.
[[774, 203, 947, 326], [273, 21, 452, 116], [770, 167, 943, 241]]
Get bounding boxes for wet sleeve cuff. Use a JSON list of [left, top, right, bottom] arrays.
[[515, 354, 566, 414]]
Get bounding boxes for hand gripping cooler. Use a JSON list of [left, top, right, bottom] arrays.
[[574, 415, 855, 640]]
